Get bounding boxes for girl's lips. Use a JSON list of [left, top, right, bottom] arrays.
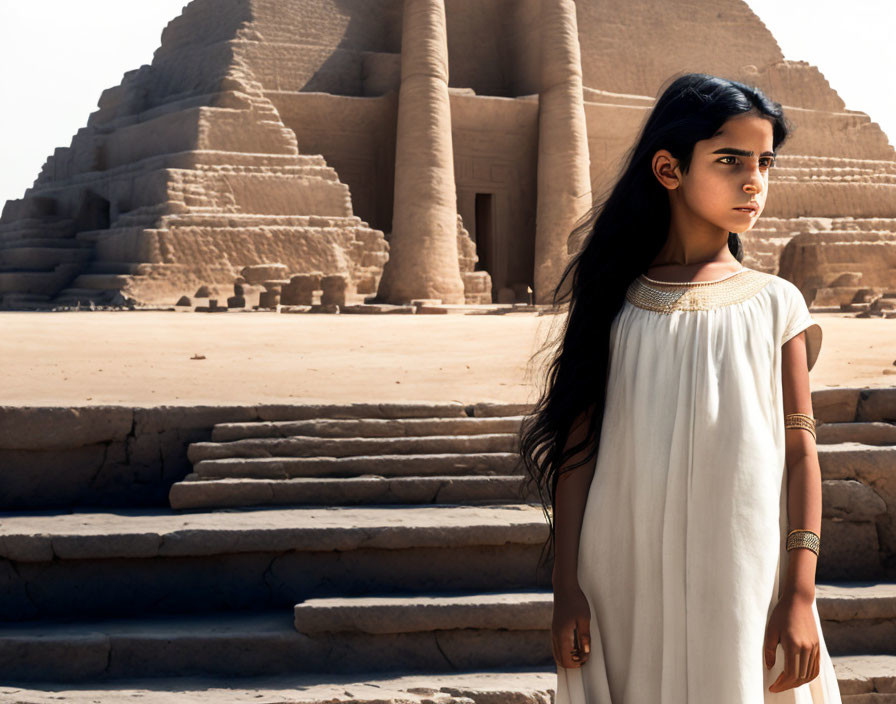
[[733, 206, 759, 214]]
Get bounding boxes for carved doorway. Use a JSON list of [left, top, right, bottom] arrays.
[[474, 192, 495, 283]]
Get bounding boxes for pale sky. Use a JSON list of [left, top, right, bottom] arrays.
[[1, 0, 894, 204]]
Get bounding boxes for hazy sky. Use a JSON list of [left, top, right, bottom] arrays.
[[1, 0, 894, 204]]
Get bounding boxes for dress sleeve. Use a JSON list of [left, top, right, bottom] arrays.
[[781, 282, 823, 372]]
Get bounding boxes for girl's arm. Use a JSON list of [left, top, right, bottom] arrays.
[[551, 404, 598, 668], [780, 330, 822, 600], [552, 404, 598, 590], [765, 328, 823, 693]]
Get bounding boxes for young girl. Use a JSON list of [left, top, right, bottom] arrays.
[[519, 73, 842, 702]]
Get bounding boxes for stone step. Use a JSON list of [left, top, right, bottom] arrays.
[[0, 245, 93, 270], [818, 443, 896, 479], [831, 654, 896, 701], [773, 171, 896, 185], [799, 229, 896, 238], [75, 227, 139, 244], [84, 261, 147, 275], [0, 237, 92, 249], [0, 505, 550, 621], [290, 582, 896, 653], [293, 590, 553, 635], [53, 287, 115, 301], [170, 474, 886, 522], [777, 154, 896, 171], [192, 452, 523, 479], [155, 212, 365, 229], [169, 475, 880, 524], [3, 583, 893, 684], [52, 288, 129, 308], [187, 434, 519, 463], [0, 228, 78, 244], [0, 608, 552, 682], [817, 582, 896, 655], [185, 401, 480, 424], [776, 163, 896, 174], [169, 475, 535, 509], [814, 388, 896, 424], [0, 610, 324, 681], [210, 416, 524, 442], [0, 292, 51, 305], [2, 663, 895, 704], [69, 273, 132, 291], [0, 669, 557, 704], [0, 265, 81, 295], [818, 421, 896, 445], [0, 215, 74, 233]]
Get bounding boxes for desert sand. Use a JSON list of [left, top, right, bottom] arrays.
[[1, 310, 893, 407]]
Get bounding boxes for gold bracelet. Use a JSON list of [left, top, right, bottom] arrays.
[[786, 529, 820, 556], [784, 412, 816, 440]]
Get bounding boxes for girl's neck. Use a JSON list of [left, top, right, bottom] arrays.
[[648, 236, 741, 282]]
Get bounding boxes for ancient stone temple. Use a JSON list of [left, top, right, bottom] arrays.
[[0, 0, 894, 308]]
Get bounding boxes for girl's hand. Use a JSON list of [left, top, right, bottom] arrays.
[[764, 592, 821, 693], [552, 580, 592, 668]]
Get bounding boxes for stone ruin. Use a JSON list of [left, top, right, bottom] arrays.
[[0, 0, 894, 310], [2, 390, 896, 690]]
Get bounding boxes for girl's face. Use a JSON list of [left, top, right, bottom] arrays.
[[659, 112, 776, 234]]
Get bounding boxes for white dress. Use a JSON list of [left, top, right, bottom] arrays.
[[556, 266, 841, 703]]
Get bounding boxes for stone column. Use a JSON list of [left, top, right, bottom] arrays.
[[534, 0, 592, 304], [376, 0, 466, 304]]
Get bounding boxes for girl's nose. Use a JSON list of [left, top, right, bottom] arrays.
[[743, 166, 764, 195]]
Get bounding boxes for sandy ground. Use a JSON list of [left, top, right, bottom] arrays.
[[0, 310, 893, 406]]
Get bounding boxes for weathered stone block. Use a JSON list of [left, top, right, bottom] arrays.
[[0, 406, 133, 451], [281, 273, 322, 306], [822, 479, 888, 521], [857, 388, 896, 422], [308, 303, 339, 313], [812, 388, 861, 423], [241, 264, 289, 285], [818, 518, 883, 579], [259, 290, 280, 308], [320, 274, 347, 305]]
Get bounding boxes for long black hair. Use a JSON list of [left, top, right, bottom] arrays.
[[518, 72, 793, 567]]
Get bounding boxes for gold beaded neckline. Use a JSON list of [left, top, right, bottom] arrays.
[[626, 267, 772, 313], [641, 267, 748, 286]]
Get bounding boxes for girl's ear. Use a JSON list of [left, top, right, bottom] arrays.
[[651, 149, 682, 190]]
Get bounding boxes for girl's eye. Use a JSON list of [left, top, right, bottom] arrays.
[[718, 156, 776, 168]]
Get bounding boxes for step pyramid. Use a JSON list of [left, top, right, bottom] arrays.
[[3, 0, 896, 309]]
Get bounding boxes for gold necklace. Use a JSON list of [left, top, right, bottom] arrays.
[[626, 268, 772, 313], [640, 267, 748, 286]]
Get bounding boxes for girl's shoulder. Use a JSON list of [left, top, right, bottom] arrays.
[[761, 272, 805, 307]]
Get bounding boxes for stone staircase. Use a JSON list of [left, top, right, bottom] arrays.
[[169, 414, 532, 509], [0, 215, 89, 306], [1, 393, 895, 701]]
